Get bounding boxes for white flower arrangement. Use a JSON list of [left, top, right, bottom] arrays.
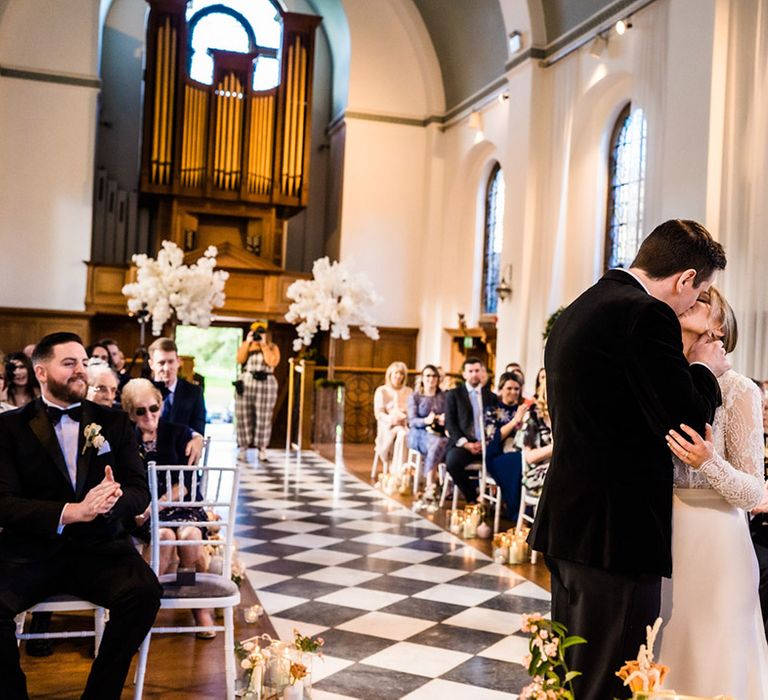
[[121, 241, 229, 336], [285, 257, 380, 352]]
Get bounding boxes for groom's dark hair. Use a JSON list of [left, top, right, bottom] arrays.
[[631, 219, 726, 286], [32, 332, 84, 365]]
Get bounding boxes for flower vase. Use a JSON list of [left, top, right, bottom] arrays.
[[263, 651, 290, 699], [288, 650, 313, 699], [283, 682, 302, 700], [242, 664, 263, 699]]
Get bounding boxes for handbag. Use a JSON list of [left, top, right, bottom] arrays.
[[233, 379, 244, 395]]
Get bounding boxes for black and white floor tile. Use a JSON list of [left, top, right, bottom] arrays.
[[235, 449, 551, 699]]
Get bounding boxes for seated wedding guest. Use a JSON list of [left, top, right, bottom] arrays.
[[516, 367, 552, 497], [86, 342, 115, 369], [444, 357, 498, 504], [121, 379, 213, 637], [4, 352, 40, 407], [407, 365, 448, 486], [98, 338, 130, 391], [86, 360, 120, 409], [374, 361, 413, 467], [484, 371, 529, 519], [0, 332, 161, 698], [0, 370, 14, 413], [147, 337, 206, 436]]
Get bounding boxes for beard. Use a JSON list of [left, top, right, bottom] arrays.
[[47, 374, 87, 404]]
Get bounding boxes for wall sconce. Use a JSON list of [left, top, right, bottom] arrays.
[[508, 31, 523, 55], [495, 264, 513, 302], [468, 111, 483, 130]]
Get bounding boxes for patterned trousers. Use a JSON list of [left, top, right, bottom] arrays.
[[235, 374, 278, 449]]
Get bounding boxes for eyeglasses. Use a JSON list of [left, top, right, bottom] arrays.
[[134, 404, 160, 416]]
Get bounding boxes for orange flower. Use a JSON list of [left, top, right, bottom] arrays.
[[615, 659, 669, 691]]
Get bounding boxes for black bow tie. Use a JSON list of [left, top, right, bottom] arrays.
[[46, 404, 83, 425]]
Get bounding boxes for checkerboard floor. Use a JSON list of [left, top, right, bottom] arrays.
[[236, 449, 551, 699]]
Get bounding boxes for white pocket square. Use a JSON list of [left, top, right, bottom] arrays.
[[97, 440, 112, 456]]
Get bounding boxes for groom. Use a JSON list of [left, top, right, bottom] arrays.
[[530, 220, 730, 699], [0, 332, 161, 699]]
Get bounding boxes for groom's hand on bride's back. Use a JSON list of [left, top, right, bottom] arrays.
[[688, 335, 731, 377]]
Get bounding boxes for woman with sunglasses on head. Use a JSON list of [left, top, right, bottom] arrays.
[[120, 378, 216, 638]]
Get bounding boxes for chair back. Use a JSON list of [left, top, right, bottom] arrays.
[[147, 462, 239, 578]]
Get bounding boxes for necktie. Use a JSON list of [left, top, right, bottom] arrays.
[[161, 390, 174, 420], [46, 404, 83, 425], [469, 388, 483, 440]]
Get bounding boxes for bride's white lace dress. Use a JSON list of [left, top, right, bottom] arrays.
[[658, 369, 768, 698]]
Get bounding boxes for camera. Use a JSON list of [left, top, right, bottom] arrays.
[[252, 333, 263, 342]]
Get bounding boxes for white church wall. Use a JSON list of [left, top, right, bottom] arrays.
[[0, 1, 99, 311]]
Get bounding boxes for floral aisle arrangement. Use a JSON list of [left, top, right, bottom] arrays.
[[122, 240, 229, 336], [235, 630, 324, 699], [285, 257, 380, 378], [519, 613, 586, 699], [615, 617, 668, 698]]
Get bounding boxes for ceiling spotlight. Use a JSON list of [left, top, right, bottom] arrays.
[[498, 91, 510, 104], [508, 31, 523, 55], [615, 18, 632, 35]]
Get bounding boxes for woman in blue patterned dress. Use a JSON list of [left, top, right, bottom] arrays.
[[407, 365, 448, 485]]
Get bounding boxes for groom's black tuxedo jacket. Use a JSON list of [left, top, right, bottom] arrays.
[[0, 398, 149, 563], [530, 270, 722, 578]]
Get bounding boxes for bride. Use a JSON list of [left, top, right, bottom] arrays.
[[659, 286, 768, 697]]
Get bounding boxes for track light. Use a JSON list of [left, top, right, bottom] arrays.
[[615, 18, 632, 35], [588, 34, 608, 58]]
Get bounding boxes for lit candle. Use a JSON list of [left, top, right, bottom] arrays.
[[244, 604, 263, 623]]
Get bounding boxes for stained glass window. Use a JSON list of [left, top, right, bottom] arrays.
[[482, 164, 505, 316], [605, 104, 647, 270], [187, 1, 282, 91]]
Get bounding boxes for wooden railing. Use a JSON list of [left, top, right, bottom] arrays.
[[284, 360, 462, 451]]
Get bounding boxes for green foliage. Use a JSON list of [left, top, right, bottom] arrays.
[[543, 306, 567, 341]]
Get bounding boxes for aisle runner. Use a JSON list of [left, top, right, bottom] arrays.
[[236, 451, 551, 700]]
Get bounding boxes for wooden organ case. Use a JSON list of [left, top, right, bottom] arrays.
[[85, 0, 321, 320]]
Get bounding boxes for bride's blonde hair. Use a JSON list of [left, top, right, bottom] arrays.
[[706, 286, 738, 353]]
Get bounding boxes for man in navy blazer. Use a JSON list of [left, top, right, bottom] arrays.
[[444, 357, 498, 503], [147, 337, 206, 435], [0, 332, 161, 699], [530, 221, 730, 699]]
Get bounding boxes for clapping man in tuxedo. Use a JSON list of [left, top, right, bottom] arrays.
[[0, 332, 161, 700], [444, 357, 498, 504]]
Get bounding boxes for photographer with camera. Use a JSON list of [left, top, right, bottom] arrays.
[[235, 321, 280, 462]]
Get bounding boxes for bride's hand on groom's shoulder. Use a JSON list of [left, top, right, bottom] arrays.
[[688, 335, 731, 377], [666, 423, 714, 469]]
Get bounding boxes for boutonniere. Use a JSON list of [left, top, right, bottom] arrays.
[[82, 423, 106, 455]]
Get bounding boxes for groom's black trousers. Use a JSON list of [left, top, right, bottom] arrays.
[[546, 556, 661, 700], [0, 543, 161, 700]]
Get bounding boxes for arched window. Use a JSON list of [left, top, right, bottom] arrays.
[[482, 164, 505, 316], [187, 0, 282, 91], [605, 104, 647, 270]]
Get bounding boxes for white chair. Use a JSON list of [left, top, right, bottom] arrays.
[[439, 458, 502, 532], [133, 463, 241, 700], [404, 448, 423, 493], [516, 456, 540, 564], [15, 595, 106, 652]]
